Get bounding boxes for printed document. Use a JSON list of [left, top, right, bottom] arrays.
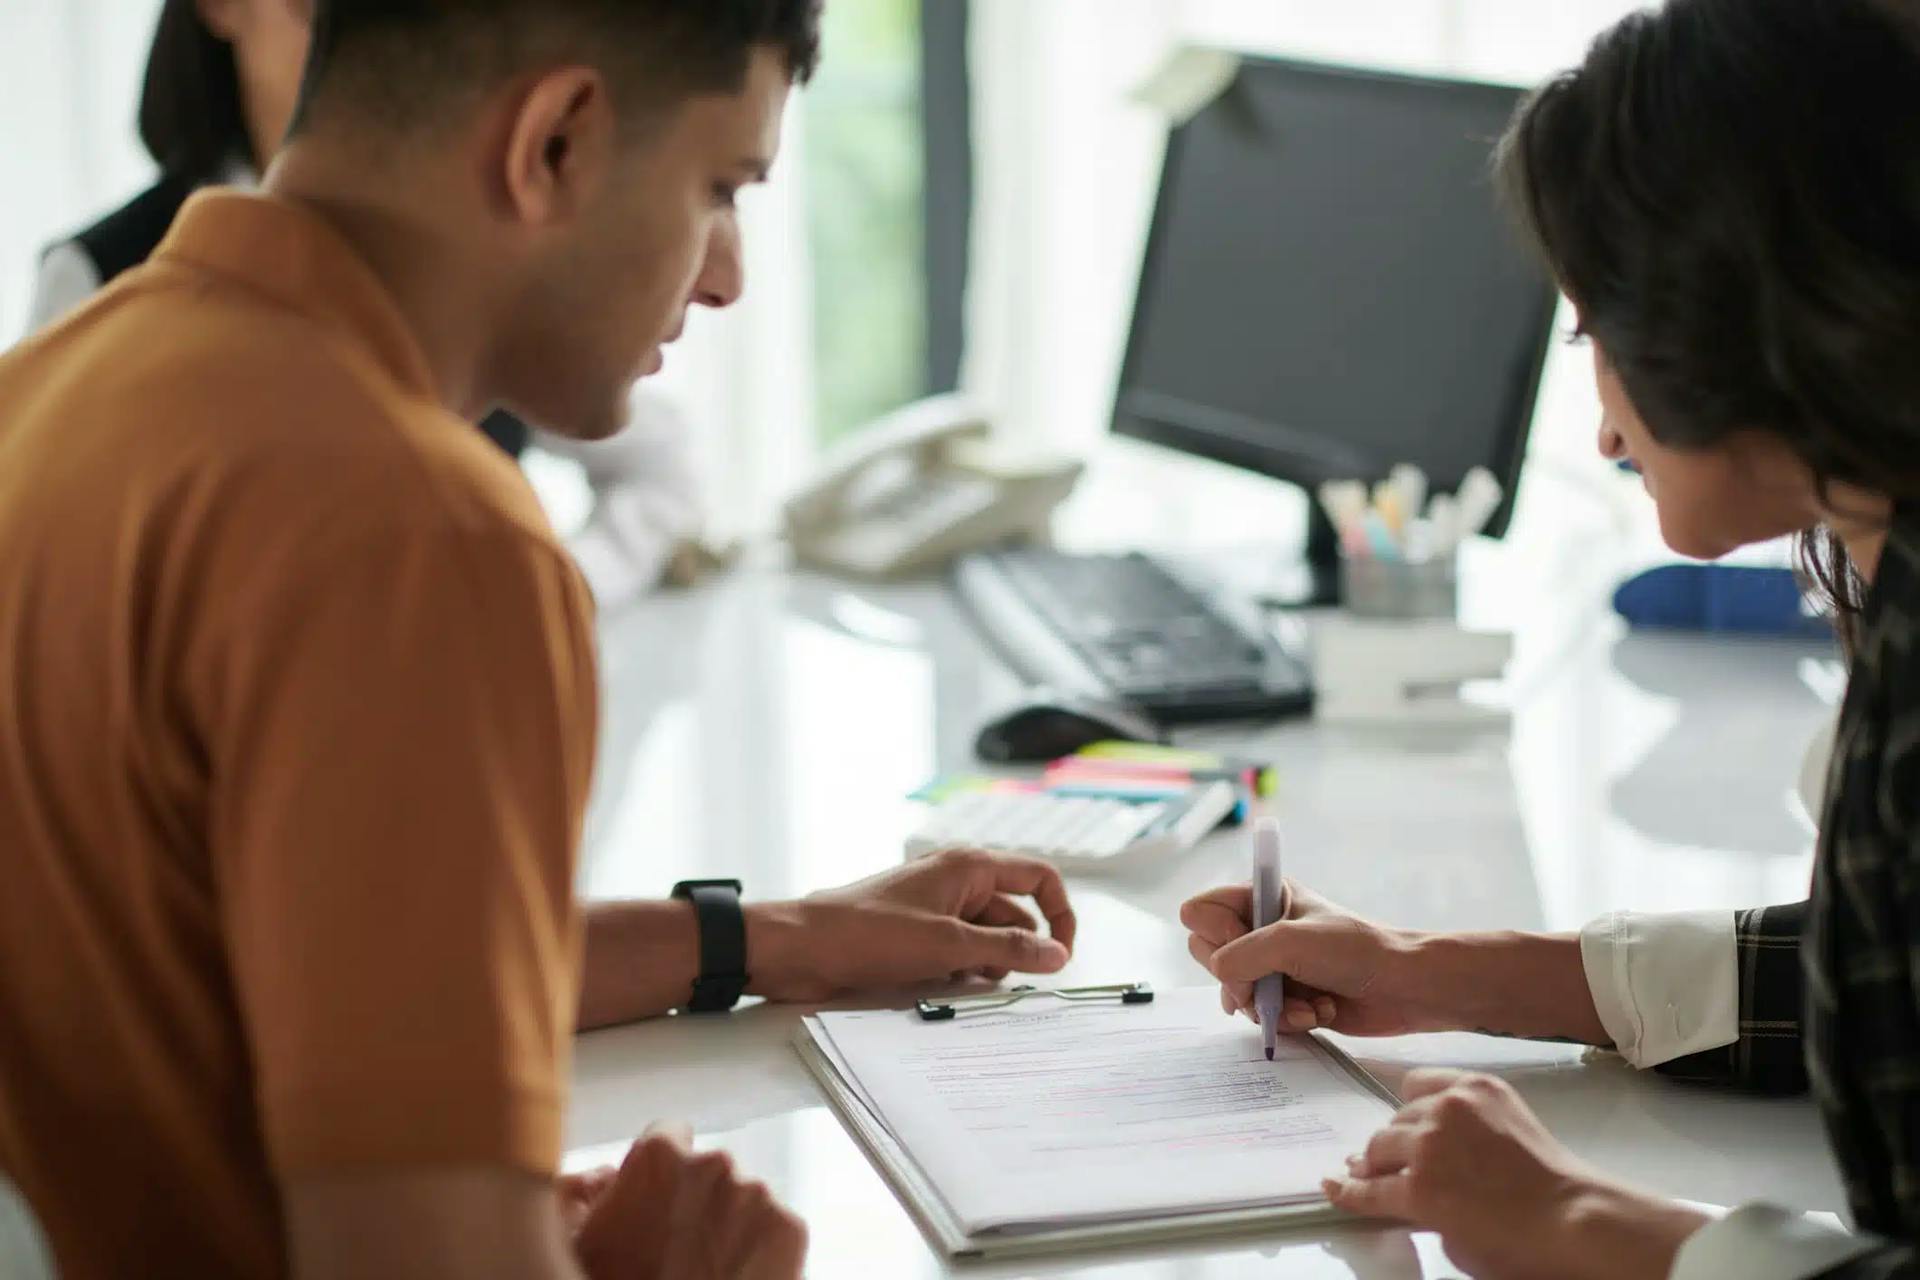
[[805, 985, 1396, 1234]]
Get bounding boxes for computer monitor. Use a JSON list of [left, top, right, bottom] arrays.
[[1112, 54, 1560, 600]]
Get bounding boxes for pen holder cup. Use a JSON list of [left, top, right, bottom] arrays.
[[1340, 553, 1458, 621]]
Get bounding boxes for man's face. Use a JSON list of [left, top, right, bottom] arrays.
[[499, 48, 789, 439]]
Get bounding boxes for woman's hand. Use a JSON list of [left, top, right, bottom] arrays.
[[1180, 881, 1609, 1045], [1181, 880, 1442, 1036], [1325, 1070, 1707, 1280]]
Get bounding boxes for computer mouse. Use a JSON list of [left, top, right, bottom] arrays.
[[973, 690, 1167, 764]]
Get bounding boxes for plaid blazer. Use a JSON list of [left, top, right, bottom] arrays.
[[1659, 511, 1920, 1277]]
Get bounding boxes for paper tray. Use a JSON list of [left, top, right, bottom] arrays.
[[793, 1025, 1395, 1261]]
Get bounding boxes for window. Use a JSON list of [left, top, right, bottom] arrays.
[[803, 0, 969, 445]]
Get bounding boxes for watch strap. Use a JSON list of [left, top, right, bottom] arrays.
[[670, 879, 748, 1012]]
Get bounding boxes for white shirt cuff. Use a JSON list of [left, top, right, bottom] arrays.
[[1580, 909, 1738, 1068], [1670, 1204, 1877, 1280]]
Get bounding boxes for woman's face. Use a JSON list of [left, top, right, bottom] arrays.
[[198, 0, 312, 166], [1592, 343, 1819, 559]]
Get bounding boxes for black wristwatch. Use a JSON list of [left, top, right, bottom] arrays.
[[671, 879, 749, 1013]]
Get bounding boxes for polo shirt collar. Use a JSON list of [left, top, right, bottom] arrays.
[[155, 189, 439, 402]]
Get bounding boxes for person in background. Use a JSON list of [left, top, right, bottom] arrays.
[[26, 0, 695, 607], [1185, 1, 1920, 1276], [0, 0, 1080, 1275]]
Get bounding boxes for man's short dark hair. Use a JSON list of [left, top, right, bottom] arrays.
[[292, 0, 822, 139]]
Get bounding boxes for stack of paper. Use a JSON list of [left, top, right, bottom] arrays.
[[796, 986, 1398, 1259]]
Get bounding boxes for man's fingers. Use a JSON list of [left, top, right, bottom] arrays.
[[639, 1121, 694, 1152], [1187, 932, 1220, 973], [658, 1154, 810, 1279], [738, 1189, 809, 1280], [946, 919, 1069, 974], [714, 1176, 780, 1259], [976, 893, 1039, 934], [1321, 1172, 1415, 1222], [1180, 885, 1253, 942], [678, 1150, 737, 1207], [560, 1166, 617, 1203], [978, 854, 1078, 954], [619, 1121, 695, 1188], [556, 1166, 617, 1228]]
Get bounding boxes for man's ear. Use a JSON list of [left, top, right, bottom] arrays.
[[499, 68, 613, 230]]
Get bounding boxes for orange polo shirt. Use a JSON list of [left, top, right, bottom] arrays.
[[0, 191, 598, 1279]]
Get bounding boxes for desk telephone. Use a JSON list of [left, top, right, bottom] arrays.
[[782, 395, 1083, 579]]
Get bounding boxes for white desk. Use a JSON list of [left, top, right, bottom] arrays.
[[564, 472, 1847, 1277]]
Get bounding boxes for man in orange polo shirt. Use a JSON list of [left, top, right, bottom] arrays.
[[0, 3, 1077, 1277]]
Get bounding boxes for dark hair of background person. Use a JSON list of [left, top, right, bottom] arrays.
[[1494, 0, 1920, 645], [291, 0, 823, 141], [138, 0, 252, 183]]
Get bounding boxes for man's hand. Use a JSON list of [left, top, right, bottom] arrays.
[[1181, 881, 1609, 1044], [746, 849, 1077, 1003], [571, 1124, 807, 1280], [1323, 1070, 1707, 1280], [1181, 880, 1435, 1036]]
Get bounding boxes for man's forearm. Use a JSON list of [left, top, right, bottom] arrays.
[[1410, 930, 1611, 1046], [576, 899, 810, 1030], [577, 900, 701, 1029]]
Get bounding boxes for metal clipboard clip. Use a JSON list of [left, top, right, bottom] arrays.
[[915, 982, 1155, 1022]]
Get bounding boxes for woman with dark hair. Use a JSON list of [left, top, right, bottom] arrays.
[[1183, 0, 1920, 1275], [25, 0, 704, 606], [25, 0, 302, 327]]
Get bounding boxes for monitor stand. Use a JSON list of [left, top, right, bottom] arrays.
[[1212, 500, 1342, 611]]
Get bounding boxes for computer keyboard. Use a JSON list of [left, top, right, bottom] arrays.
[[952, 549, 1313, 723]]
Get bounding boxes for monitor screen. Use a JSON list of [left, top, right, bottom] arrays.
[[1112, 56, 1559, 538]]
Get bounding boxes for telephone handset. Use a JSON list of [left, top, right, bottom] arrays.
[[783, 394, 1083, 579]]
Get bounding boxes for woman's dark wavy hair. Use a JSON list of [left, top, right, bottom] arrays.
[[138, 0, 252, 183], [1495, 0, 1920, 643]]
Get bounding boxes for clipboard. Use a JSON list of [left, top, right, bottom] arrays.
[[793, 1002, 1401, 1261]]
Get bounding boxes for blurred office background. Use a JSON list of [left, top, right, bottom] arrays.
[[3, 0, 1668, 551]]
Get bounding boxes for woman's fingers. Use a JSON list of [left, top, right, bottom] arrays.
[[1180, 886, 1254, 946], [1321, 1171, 1415, 1222], [1350, 1120, 1421, 1178]]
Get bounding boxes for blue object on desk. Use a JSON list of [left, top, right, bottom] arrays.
[[1612, 563, 1832, 638]]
